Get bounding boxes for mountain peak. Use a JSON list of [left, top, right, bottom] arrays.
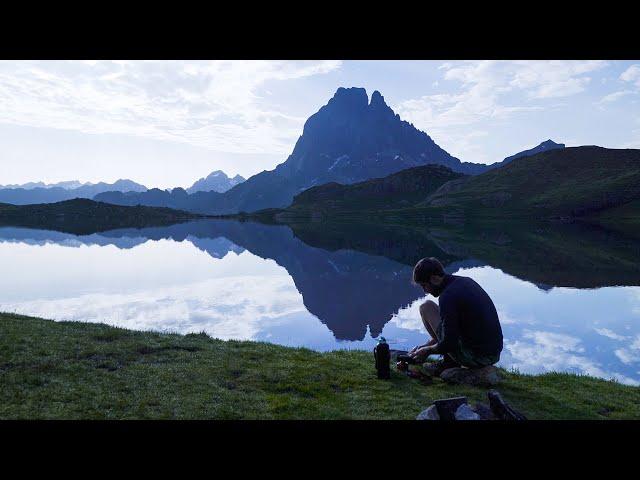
[[500, 139, 566, 166], [328, 87, 369, 109], [369, 90, 386, 107], [369, 89, 395, 118], [539, 139, 565, 149], [187, 170, 246, 194]]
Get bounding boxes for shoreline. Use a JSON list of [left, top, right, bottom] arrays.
[[1, 312, 638, 420]]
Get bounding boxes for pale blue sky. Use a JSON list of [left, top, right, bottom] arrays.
[[1, 60, 638, 189]]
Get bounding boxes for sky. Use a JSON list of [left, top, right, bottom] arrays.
[[1, 60, 639, 189]]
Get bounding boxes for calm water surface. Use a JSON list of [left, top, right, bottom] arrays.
[[1, 219, 639, 385]]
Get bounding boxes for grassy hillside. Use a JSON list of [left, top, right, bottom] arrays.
[[0, 198, 200, 234], [423, 146, 640, 219], [1, 313, 638, 419], [277, 164, 464, 220], [244, 147, 640, 228]]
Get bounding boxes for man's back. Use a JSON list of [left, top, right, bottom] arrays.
[[439, 274, 503, 356]]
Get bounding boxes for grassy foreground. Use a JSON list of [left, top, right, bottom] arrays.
[[1, 313, 638, 420]]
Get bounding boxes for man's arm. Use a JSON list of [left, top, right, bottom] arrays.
[[431, 312, 460, 355]]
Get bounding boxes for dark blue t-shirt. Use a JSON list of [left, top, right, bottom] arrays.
[[432, 274, 503, 356]]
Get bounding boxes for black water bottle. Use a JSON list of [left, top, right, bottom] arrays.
[[374, 337, 390, 379]]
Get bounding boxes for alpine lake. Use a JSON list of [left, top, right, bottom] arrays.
[[2, 216, 640, 386]]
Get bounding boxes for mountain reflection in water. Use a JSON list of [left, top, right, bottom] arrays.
[[1, 218, 639, 385]]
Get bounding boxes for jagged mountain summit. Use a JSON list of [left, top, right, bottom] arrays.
[[187, 170, 245, 194], [97, 87, 488, 215], [277, 88, 486, 186]]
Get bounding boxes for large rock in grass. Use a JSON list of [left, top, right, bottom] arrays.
[[434, 396, 468, 420], [416, 391, 526, 421], [416, 405, 440, 420], [488, 389, 527, 420], [440, 365, 502, 387], [454, 403, 481, 420]]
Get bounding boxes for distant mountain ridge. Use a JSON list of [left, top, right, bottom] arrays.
[[491, 139, 565, 169], [95, 87, 491, 215], [0, 179, 147, 191], [0, 170, 246, 205], [0, 180, 85, 190], [187, 170, 245, 194], [0, 179, 148, 205]]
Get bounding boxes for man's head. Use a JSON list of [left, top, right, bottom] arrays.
[[413, 257, 446, 297]]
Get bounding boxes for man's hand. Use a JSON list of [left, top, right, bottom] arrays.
[[409, 338, 437, 356], [410, 345, 434, 362]]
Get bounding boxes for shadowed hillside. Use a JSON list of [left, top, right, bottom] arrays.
[[278, 164, 464, 221], [0, 199, 199, 234], [423, 146, 640, 219]]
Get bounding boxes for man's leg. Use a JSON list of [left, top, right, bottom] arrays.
[[419, 300, 441, 345]]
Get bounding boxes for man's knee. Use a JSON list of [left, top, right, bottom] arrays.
[[419, 300, 439, 318], [419, 300, 440, 327]]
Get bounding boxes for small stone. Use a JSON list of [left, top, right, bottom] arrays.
[[416, 405, 439, 420], [454, 403, 481, 420], [440, 365, 502, 387]]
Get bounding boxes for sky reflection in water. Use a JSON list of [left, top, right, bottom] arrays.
[[1, 222, 639, 386]]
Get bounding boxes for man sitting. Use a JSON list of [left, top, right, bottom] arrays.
[[409, 257, 503, 376]]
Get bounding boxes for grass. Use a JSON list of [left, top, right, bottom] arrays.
[[1, 312, 638, 420]]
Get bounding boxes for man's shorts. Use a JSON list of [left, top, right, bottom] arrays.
[[436, 322, 500, 369]]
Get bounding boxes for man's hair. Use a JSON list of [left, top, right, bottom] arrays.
[[413, 257, 445, 284]]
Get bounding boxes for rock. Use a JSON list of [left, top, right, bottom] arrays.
[[421, 361, 448, 377], [416, 405, 440, 421], [434, 397, 468, 421], [472, 402, 496, 420], [440, 365, 502, 387], [487, 390, 527, 421], [407, 367, 433, 384], [454, 403, 481, 420]]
